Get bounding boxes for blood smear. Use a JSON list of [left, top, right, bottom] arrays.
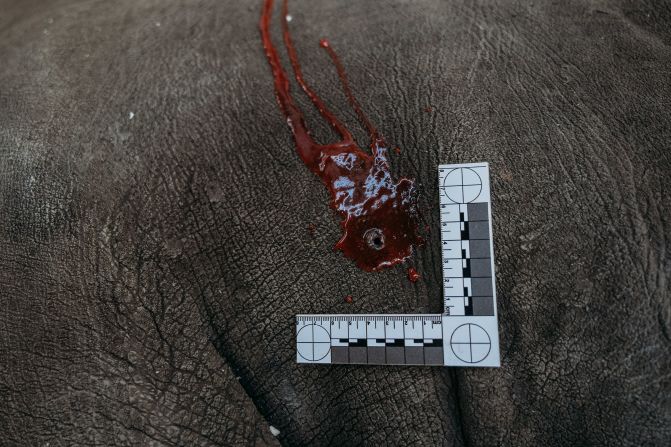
[[260, 0, 422, 271], [407, 267, 421, 283]]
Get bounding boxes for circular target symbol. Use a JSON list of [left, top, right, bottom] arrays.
[[449, 323, 491, 363], [441, 168, 482, 203], [296, 324, 331, 361]]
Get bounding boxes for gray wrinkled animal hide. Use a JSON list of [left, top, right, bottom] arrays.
[[1, 0, 670, 445]]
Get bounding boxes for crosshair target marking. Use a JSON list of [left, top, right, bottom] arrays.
[[441, 168, 482, 203], [450, 323, 491, 363], [297, 324, 331, 361]]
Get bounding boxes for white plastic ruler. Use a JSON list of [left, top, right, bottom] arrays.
[[296, 163, 500, 367]]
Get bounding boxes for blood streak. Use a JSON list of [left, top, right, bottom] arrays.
[[260, 0, 422, 271], [407, 267, 420, 283]]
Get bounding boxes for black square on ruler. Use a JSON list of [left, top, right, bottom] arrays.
[[367, 347, 385, 364], [350, 347, 367, 364], [331, 347, 348, 364], [467, 203, 488, 221], [386, 347, 404, 364], [424, 347, 443, 365], [405, 347, 424, 365]]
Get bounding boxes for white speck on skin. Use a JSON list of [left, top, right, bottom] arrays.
[[269, 426, 280, 437], [285, 14, 292, 22], [155, 21, 161, 27], [129, 112, 135, 120]]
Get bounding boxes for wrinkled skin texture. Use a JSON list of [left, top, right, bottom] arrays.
[[1, 0, 670, 445]]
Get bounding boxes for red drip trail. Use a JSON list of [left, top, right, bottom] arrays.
[[260, 0, 422, 272], [319, 38, 382, 151]]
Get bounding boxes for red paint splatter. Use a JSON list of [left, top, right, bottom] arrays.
[[407, 267, 420, 283], [344, 295, 354, 304], [394, 147, 401, 155], [424, 106, 433, 113], [307, 223, 316, 236], [260, 0, 422, 272]]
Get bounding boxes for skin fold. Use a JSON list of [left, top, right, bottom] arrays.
[[1, 0, 670, 445]]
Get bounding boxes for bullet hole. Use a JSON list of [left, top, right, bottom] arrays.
[[364, 228, 385, 250]]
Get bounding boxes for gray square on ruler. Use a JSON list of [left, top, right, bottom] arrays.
[[331, 347, 348, 364], [467, 203, 489, 221], [386, 347, 405, 365], [470, 258, 492, 277], [468, 239, 490, 258], [471, 277, 493, 296], [424, 347, 444, 365], [468, 221, 490, 240], [473, 296, 495, 316], [405, 347, 424, 365], [367, 347, 385, 365], [350, 347, 367, 364]]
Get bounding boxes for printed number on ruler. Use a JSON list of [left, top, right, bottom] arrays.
[[296, 163, 500, 367]]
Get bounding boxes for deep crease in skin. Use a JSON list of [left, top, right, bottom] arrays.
[[259, 0, 422, 272]]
